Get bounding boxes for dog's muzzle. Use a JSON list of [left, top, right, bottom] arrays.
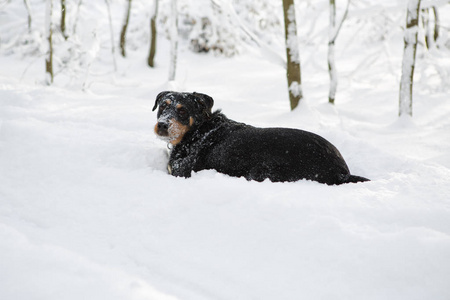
[[156, 121, 169, 137]]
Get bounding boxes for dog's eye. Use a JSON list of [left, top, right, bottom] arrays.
[[178, 107, 188, 117], [159, 103, 168, 113]]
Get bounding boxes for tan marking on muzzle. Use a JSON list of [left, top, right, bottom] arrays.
[[168, 119, 190, 145]]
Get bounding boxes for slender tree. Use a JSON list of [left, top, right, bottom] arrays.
[[432, 6, 439, 43], [168, 0, 178, 81], [422, 6, 440, 50], [23, 0, 33, 33], [399, 0, 421, 117], [282, 0, 302, 110], [104, 0, 117, 71], [45, 0, 54, 85], [328, 0, 350, 104], [60, 0, 68, 39], [72, 0, 83, 36], [422, 7, 431, 49], [120, 0, 132, 57], [148, 0, 159, 67]]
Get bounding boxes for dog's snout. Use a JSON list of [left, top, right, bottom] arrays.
[[155, 121, 170, 137], [157, 122, 169, 131]]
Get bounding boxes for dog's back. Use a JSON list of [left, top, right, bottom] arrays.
[[171, 112, 368, 185]]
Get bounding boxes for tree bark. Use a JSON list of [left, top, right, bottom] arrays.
[[399, 0, 421, 117], [45, 0, 54, 85], [148, 0, 159, 68], [60, 0, 68, 39], [432, 6, 439, 43], [282, 0, 302, 110], [422, 6, 440, 50], [168, 0, 178, 81], [120, 0, 132, 57]]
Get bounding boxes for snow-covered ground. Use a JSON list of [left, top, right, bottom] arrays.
[[1, 1, 450, 299]]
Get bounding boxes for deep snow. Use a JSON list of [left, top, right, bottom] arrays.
[[1, 1, 450, 299]]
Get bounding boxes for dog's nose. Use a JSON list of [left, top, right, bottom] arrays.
[[157, 122, 169, 131]]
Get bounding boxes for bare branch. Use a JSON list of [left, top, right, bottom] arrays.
[[330, 0, 350, 43]]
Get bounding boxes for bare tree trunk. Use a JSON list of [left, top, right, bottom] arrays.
[[433, 6, 439, 43], [45, 0, 54, 85], [148, 0, 159, 67], [422, 8, 433, 50], [422, 6, 440, 50], [104, 0, 117, 71], [23, 0, 33, 33], [328, 0, 349, 104], [328, 0, 337, 104], [73, 0, 83, 36], [282, 0, 302, 110], [60, 0, 68, 39], [399, 0, 421, 117], [120, 0, 132, 57], [168, 0, 178, 81]]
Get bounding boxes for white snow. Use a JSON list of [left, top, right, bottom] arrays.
[[288, 81, 302, 98], [1, 1, 450, 300]]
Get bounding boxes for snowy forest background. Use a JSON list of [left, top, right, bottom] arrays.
[[1, 0, 450, 300], [2, 0, 450, 106]]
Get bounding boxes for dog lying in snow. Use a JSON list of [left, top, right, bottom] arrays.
[[153, 91, 369, 185]]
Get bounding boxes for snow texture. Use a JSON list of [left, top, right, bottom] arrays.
[[1, 0, 450, 300], [288, 80, 302, 98]]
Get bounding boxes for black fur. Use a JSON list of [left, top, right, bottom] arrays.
[[153, 91, 369, 185]]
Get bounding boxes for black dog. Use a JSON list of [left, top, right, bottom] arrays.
[[153, 91, 369, 185]]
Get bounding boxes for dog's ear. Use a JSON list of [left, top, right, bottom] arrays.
[[152, 91, 171, 111], [193, 92, 214, 118]]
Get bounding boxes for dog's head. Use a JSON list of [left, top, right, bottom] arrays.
[[152, 91, 214, 145]]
